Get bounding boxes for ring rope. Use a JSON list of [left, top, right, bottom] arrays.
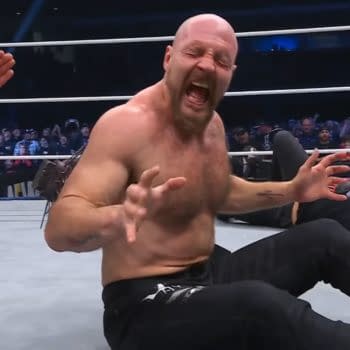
[[0, 155, 72, 160], [1, 86, 349, 104], [0, 25, 350, 48], [1, 149, 349, 161], [228, 149, 350, 156]]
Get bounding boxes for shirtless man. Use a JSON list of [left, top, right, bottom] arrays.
[[45, 14, 350, 350], [0, 50, 15, 87]]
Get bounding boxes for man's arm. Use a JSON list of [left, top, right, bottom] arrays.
[[44, 105, 186, 252], [220, 151, 350, 214], [0, 51, 15, 87], [44, 107, 133, 252], [219, 175, 295, 214]]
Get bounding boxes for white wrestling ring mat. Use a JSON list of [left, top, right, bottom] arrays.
[[1, 200, 350, 350]]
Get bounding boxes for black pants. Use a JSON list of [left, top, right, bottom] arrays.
[[103, 219, 350, 350], [224, 130, 350, 229]]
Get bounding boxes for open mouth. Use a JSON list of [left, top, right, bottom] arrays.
[[185, 81, 210, 106]]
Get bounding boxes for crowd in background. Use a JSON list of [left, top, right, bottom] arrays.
[[2, 112, 350, 197], [227, 114, 350, 180], [0, 118, 90, 197]]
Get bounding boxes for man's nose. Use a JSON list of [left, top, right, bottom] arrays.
[[197, 55, 215, 72]]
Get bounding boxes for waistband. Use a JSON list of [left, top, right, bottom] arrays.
[[102, 260, 211, 309]]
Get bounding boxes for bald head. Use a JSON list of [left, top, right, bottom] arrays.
[[173, 14, 238, 54]]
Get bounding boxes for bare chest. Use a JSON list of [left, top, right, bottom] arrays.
[[133, 134, 231, 219]]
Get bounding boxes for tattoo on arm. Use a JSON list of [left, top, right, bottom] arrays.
[[256, 190, 285, 199]]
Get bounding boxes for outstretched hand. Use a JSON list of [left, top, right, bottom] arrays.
[[292, 150, 350, 203], [123, 166, 186, 243], [0, 51, 15, 87]]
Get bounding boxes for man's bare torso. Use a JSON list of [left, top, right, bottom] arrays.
[[102, 85, 231, 285]]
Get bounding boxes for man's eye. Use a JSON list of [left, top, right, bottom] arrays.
[[185, 48, 201, 57], [217, 60, 230, 68]]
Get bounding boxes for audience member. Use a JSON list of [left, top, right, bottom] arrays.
[[297, 116, 318, 149]]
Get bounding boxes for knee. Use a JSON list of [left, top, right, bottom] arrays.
[[229, 280, 293, 315], [299, 218, 348, 245], [304, 217, 344, 232], [273, 130, 294, 147]]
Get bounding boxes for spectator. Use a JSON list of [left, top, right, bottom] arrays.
[[253, 121, 274, 151], [64, 118, 83, 152], [297, 116, 318, 149], [41, 127, 58, 148], [323, 119, 340, 144], [2, 129, 15, 155], [12, 128, 22, 144], [39, 137, 57, 155], [229, 127, 261, 179], [316, 127, 339, 150], [14, 129, 40, 156], [51, 124, 62, 144], [0, 132, 11, 156], [340, 136, 350, 149], [56, 135, 72, 155], [30, 129, 39, 143], [13, 144, 33, 169]]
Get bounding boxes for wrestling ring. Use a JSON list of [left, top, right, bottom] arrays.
[[0, 23, 350, 350]]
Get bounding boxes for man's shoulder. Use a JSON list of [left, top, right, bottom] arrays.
[[89, 101, 156, 156], [99, 101, 152, 128]]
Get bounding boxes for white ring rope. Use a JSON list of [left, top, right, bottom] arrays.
[[0, 96, 133, 104], [1, 86, 350, 104], [0, 24, 348, 104], [228, 149, 350, 156], [0, 25, 350, 48], [1, 149, 349, 161], [0, 155, 72, 160]]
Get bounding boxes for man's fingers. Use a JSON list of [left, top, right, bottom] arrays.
[[125, 222, 137, 243], [303, 150, 319, 169], [123, 201, 147, 243], [124, 201, 146, 220], [319, 152, 350, 168], [0, 54, 15, 68], [328, 176, 350, 186], [326, 165, 350, 176], [139, 166, 160, 188], [0, 70, 14, 87], [155, 177, 187, 196], [326, 191, 348, 202], [165, 177, 187, 191], [125, 207, 147, 243], [126, 184, 147, 203], [0, 53, 15, 88]]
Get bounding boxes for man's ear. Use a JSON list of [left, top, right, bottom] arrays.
[[163, 45, 173, 71]]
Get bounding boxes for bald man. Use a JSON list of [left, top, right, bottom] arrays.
[[45, 14, 350, 349], [0, 50, 15, 87]]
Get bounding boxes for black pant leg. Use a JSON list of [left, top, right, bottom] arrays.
[[297, 198, 350, 230], [271, 130, 308, 181], [103, 231, 350, 350], [221, 219, 350, 296], [104, 279, 350, 350]]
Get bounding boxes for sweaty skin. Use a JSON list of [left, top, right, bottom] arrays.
[[44, 14, 350, 286]]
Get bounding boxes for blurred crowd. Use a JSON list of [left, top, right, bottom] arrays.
[[227, 115, 350, 180], [2, 113, 350, 197], [0, 118, 90, 197]]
